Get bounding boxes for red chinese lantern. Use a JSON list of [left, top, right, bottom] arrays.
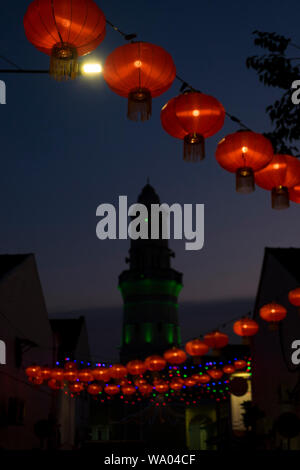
[[110, 364, 127, 379], [25, 365, 41, 377], [170, 378, 184, 391], [40, 367, 52, 380], [104, 384, 120, 396], [207, 369, 223, 380], [204, 331, 228, 350], [48, 379, 63, 390], [64, 361, 77, 371], [185, 339, 209, 357], [78, 369, 93, 383], [233, 318, 259, 338], [51, 368, 64, 381], [184, 377, 197, 387], [288, 288, 300, 311], [290, 185, 300, 203], [197, 374, 211, 384], [87, 383, 102, 395], [29, 376, 44, 385], [234, 360, 247, 370], [161, 91, 225, 161], [64, 370, 78, 382], [91, 367, 111, 382], [259, 302, 287, 329], [145, 355, 166, 372], [126, 360, 146, 376], [255, 154, 300, 209], [69, 382, 84, 394], [122, 385, 136, 396], [163, 347, 187, 365], [154, 381, 169, 394], [216, 131, 273, 193], [138, 383, 153, 396], [134, 378, 147, 387], [103, 42, 176, 121], [223, 364, 236, 375], [24, 0, 106, 81]]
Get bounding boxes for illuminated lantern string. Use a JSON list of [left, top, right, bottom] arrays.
[[185, 339, 209, 357], [255, 154, 300, 209], [215, 131, 273, 193], [103, 42, 176, 121], [110, 364, 127, 379], [126, 360, 146, 376], [24, 0, 106, 81], [64, 370, 78, 382], [288, 287, 300, 316], [161, 91, 225, 162], [25, 365, 41, 378], [259, 302, 287, 330], [145, 355, 166, 372], [91, 367, 111, 382], [78, 369, 94, 383], [69, 382, 84, 394], [87, 384, 102, 395], [207, 368, 224, 380], [105, 384, 120, 396], [233, 318, 259, 343], [163, 347, 187, 365], [290, 185, 300, 204], [204, 331, 229, 350], [223, 364, 236, 375], [234, 360, 247, 370]]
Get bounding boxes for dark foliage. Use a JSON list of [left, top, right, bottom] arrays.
[[246, 31, 300, 154]]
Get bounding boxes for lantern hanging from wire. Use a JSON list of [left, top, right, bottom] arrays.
[[138, 383, 153, 396], [104, 384, 120, 396], [122, 385, 136, 396], [289, 185, 300, 204], [255, 154, 300, 209], [197, 374, 211, 384], [51, 368, 65, 381], [170, 378, 184, 391], [64, 370, 78, 382], [161, 91, 225, 161], [91, 367, 111, 382], [145, 355, 166, 372], [234, 360, 247, 370], [288, 288, 300, 316], [223, 364, 236, 375], [110, 364, 128, 379], [215, 131, 274, 193], [233, 318, 259, 339], [163, 347, 187, 365], [25, 365, 41, 378], [126, 360, 146, 376], [40, 367, 52, 380], [103, 41, 176, 121], [78, 369, 93, 383], [259, 302, 287, 329], [204, 330, 229, 350], [185, 339, 209, 357], [24, 0, 106, 81], [69, 382, 84, 394], [87, 384, 102, 395], [154, 381, 169, 394], [207, 368, 224, 380]]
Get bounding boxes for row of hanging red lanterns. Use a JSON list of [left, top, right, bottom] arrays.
[[26, 358, 248, 396], [23, 1, 300, 211]]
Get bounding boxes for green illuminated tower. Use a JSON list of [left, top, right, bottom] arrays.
[[119, 183, 183, 362]]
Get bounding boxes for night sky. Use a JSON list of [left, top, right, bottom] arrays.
[[1, 1, 300, 359]]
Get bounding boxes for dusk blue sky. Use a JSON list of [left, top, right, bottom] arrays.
[[1, 1, 300, 358]]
